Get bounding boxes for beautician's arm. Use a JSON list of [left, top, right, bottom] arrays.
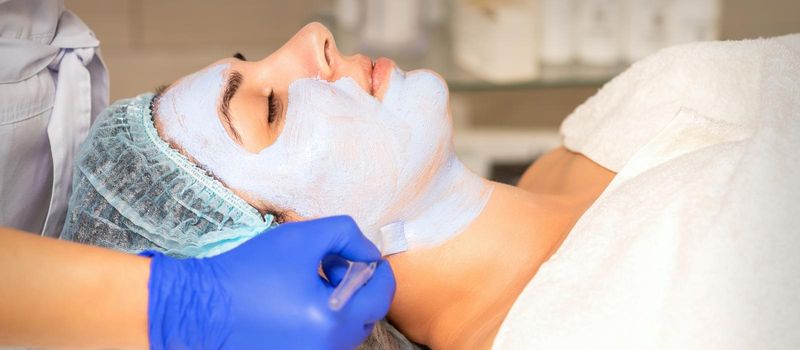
[[0, 216, 394, 350], [0, 226, 149, 349]]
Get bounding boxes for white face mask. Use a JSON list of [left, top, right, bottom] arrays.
[[157, 64, 492, 254]]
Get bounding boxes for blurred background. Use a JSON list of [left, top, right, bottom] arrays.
[[67, 0, 800, 183]]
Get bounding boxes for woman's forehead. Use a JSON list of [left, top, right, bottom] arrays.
[[173, 57, 237, 88]]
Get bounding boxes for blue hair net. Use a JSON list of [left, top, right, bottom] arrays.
[[60, 93, 275, 258]]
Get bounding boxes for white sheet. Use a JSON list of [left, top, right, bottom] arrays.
[[493, 35, 800, 349]]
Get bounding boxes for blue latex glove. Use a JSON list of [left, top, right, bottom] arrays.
[[143, 216, 396, 350]]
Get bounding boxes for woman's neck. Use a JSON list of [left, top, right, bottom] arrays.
[[386, 147, 616, 349], [387, 183, 581, 349], [391, 156, 494, 253]]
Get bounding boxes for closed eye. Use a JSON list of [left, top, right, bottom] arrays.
[[267, 90, 279, 124]]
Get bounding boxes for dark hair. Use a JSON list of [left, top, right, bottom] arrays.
[[357, 320, 426, 350]]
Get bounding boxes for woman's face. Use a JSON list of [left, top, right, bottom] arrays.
[[164, 22, 398, 153], [155, 22, 457, 248]]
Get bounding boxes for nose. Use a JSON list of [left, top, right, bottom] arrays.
[[298, 22, 337, 80], [301, 22, 374, 93]]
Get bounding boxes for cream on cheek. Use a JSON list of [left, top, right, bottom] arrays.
[[158, 64, 493, 254]]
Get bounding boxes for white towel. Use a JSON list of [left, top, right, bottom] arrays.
[[493, 35, 800, 349]]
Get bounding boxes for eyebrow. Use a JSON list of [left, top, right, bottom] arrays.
[[219, 70, 244, 144], [151, 83, 170, 115]]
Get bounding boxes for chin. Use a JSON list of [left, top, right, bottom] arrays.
[[408, 68, 449, 93], [407, 68, 452, 126]]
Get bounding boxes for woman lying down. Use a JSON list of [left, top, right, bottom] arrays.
[[61, 23, 800, 349]]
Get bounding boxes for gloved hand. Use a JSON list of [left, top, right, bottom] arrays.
[[143, 216, 396, 350]]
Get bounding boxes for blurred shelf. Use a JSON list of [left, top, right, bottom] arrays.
[[453, 127, 560, 177], [324, 17, 627, 92], [440, 62, 626, 92]]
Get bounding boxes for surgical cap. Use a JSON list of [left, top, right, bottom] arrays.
[[60, 93, 275, 258]]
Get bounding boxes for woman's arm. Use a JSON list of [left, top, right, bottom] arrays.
[[0, 226, 150, 349]]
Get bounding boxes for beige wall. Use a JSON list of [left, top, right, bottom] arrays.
[[722, 0, 800, 40], [68, 0, 800, 127], [67, 0, 327, 100]]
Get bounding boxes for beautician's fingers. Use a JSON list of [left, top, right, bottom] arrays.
[[302, 216, 381, 265], [321, 255, 350, 286], [343, 260, 396, 323]]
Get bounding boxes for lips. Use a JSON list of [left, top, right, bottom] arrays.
[[370, 57, 395, 99]]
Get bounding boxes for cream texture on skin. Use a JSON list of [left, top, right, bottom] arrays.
[[157, 63, 493, 253]]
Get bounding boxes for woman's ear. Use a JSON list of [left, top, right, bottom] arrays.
[[279, 210, 304, 224], [224, 184, 302, 224]]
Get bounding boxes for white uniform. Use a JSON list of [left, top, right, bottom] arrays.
[[0, 0, 108, 236]]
